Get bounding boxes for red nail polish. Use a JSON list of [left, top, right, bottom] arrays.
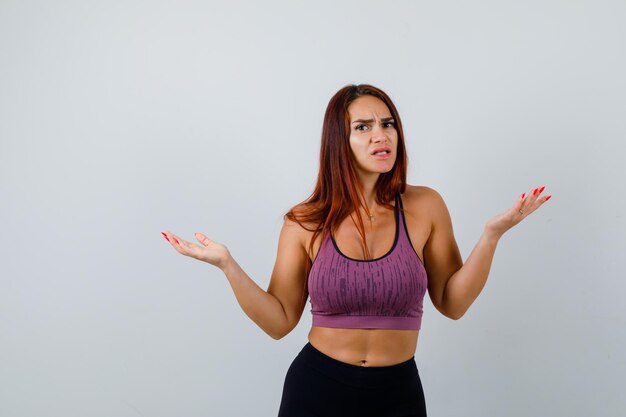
[[161, 232, 170, 242], [539, 186, 545, 193], [533, 188, 538, 195], [521, 192, 525, 199], [545, 195, 551, 201], [174, 238, 180, 244]]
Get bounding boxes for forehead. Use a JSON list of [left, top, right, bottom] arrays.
[[348, 95, 391, 119]]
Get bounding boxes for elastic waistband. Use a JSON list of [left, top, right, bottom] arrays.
[[297, 342, 418, 388]]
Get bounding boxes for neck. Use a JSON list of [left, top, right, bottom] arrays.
[[357, 173, 380, 217]]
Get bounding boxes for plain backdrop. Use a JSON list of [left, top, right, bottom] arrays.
[[1, 0, 625, 416]]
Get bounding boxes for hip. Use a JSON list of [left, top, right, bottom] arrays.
[[277, 341, 427, 417]]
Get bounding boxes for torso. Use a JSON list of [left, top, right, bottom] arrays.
[[302, 186, 432, 367]]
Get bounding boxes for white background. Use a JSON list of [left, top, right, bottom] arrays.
[[1, 0, 624, 416]]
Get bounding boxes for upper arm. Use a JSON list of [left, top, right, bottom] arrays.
[[422, 187, 463, 318], [266, 217, 309, 338]]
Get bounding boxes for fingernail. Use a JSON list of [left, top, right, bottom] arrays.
[[539, 186, 545, 193], [161, 232, 170, 242], [545, 195, 552, 201], [174, 238, 180, 244], [521, 192, 525, 199], [533, 188, 538, 195]]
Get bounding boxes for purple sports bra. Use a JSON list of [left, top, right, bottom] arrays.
[[308, 192, 428, 331]]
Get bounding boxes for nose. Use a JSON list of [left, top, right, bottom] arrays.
[[371, 124, 389, 142]]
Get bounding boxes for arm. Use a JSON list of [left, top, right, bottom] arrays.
[[221, 257, 290, 340], [424, 186, 550, 319], [422, 187, 498, 320], [221, 217, 308, 340], [421, 187, 464, 319], [441, 229, 500, 319]]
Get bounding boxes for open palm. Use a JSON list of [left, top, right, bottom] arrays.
[[161, 230, 230, 269], [485, 186, 552, 238]]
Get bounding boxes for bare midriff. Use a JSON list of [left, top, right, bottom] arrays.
[[302, 188, 429, 368], [307, 326, 419, 367]]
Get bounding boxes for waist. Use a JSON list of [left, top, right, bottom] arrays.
[[308, 325, 419, 367]]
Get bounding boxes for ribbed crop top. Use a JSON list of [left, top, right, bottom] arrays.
[[308, 192, 428, 331]]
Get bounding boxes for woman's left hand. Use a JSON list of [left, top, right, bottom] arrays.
[[484, 186, 552, 239]]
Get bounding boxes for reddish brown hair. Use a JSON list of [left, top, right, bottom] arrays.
[[284, 83, 408, 308]]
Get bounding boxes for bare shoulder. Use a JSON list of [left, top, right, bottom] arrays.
[[402, 184, 451, 234], [282, 209, 305, 243], [282, 204, 317, 248], [402, 184, 445, 211]]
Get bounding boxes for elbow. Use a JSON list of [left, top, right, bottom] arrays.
[[269, 329, 286, 340], [439, 295, 465, 320], [270, 325, 292, 340], [448, 311, 464, 320], [436, 306, 463, 321], [447, 306, 466, 320], [441, 304, 465, 320], [273, 330, 290, 340]]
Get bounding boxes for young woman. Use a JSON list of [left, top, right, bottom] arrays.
[[161, 84, 551, 417]]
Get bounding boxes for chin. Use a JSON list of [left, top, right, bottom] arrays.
[[373, 165, 394, 174], [377, 160, 396, 170]]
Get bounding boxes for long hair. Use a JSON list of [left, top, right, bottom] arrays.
[[284, 83, 409, 308]]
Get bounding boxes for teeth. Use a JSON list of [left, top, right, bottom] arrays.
[[374, 151, 388, 155]]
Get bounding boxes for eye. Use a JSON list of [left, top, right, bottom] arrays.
[[354, 121, 395, 131]]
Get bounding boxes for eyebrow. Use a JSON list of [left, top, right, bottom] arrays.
[[351, 117, 395, 124]]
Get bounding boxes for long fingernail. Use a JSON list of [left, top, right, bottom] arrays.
[[161, 232, 170, 242], [521, 192, 525, 199], [533, 188, 538, 195], [539, 186, 545, 193], [545, 195, 552, 201]]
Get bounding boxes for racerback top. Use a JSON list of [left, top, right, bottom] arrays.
[[308, 192, 428, 330]]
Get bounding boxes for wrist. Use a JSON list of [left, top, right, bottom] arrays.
[[482, 227, 503, 244], [219, 251, 236, 274]]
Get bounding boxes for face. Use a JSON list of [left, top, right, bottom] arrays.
[[347, 95, 398, 178]]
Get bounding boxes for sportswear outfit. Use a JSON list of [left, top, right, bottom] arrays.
[[277, 192, 428, 417]]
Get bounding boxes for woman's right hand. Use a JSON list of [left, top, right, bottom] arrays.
[[161, 230, 231, 270]]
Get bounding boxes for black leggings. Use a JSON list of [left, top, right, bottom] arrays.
[[277, 342, 427, 417]]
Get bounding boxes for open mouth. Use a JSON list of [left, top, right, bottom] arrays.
[[372, 151, 391, 159]]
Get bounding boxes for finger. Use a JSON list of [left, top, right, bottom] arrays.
[[536, 185, 546, 197], [516, 192, 527, 216], [195, 232, 212, 247], [165, 231, 185, 251], [162, 230, 179, 245], [162, 231, 184, 255], [171, 233, 182, 246], [520, 185, 541, 210], [530, 185, 545, 201], [521, 187, 551, 216], [531, 192, 552, 210], [520, 188, 536, 212], [529, 186, 548, 205]]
